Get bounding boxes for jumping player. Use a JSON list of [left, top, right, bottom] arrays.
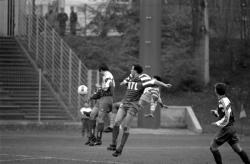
[[89, 63, 115, 145], [80, 87, 102, 146], [121, 72, 171, 117], [107, 64, 171, 157], [143, 75, 171, 118], [210, 83, 250, 164]]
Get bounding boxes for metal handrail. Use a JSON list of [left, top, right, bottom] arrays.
[[15, 2, 89, 120]]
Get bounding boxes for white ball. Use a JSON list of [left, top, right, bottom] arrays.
[[78, 85, 88, 95]]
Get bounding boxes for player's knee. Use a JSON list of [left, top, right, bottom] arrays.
[[123, 126, 129, 133], [231, 144, 242, 153], [210, 145, 218, 152]]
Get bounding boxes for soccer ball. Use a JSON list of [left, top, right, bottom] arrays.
[[78, 85, 88, 95]]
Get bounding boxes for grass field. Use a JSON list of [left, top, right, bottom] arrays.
[[1, 130, 250, 164]]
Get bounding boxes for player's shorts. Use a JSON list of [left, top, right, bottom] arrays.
[[139, 92, 151, 103], [213, 126, 239, 146], [121, 101, 140, 117], [99, 96, 113, 113]]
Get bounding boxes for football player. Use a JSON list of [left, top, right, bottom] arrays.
[[107, 64, 171, 157], [210, 83, 250, 164]]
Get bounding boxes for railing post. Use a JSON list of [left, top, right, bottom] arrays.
[[96, 70, 100, 86], [52, 29, 55, 82], [77, 60, 82, 111], [87, 70, 92, 99], [43, 21, 47, 70], [68, 49, 72, 105], [36, 14, 39, 61], [60, 39, 63, 93], [38, 69, 42, 123], [28, 14, 31, 51]]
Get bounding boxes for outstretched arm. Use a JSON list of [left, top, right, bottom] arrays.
[[142, 79, 172, 88]]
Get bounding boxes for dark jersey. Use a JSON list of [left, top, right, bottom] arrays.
[[215, 96, 235, 127]]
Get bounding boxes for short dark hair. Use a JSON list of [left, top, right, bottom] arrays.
[[153, 75, 162, 82], [133, 64, 143, 74], [98, 63, 109, 72], [215, 83, 226, 95]]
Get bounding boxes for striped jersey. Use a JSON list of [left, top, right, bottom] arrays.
[[143, 86, 161, 102], [100, 71, 115, 97], [122, 73, 151, 84], [122, 77, 158, 102], [215, 96, 235, 127]]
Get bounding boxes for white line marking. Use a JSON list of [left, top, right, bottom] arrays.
[[0, 154, 128, 164]]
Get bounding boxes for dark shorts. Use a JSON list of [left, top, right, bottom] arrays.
[[99, 96, 113, 113], [213, 126, 239, 146], [121, 101, 140, 117]]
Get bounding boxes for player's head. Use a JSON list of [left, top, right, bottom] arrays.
[[131, 64, 143, 77], [214, 83, 226, 96], [98, 63, 109, 74], [153, 75, 162, 82]]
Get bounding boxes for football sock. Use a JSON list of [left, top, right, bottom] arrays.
[[81, 118, 86, 137], [211, 150, 222, 164], [109, 113, 116, 128], [238, 150, 250, 164], [90, 120, 96, 137], [112, 125, 120, 145], [118, 132, 129, 151], [97, 122, 104, 139]]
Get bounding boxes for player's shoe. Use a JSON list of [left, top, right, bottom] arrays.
[[88, 136, 96, 146], [107, 144, 116, 151], [112, 149, 122, 157], [84, 138, 91, 145], [94, 139, 102, 146], [103, 127, 113, 133]]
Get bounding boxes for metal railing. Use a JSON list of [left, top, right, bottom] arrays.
[[15, 2, 91, 120]]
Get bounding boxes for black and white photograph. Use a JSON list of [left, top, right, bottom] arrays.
[[0, 0, 250, 163]]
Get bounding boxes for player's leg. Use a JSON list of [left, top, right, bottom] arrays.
[[107, 105, 126, 151], [228, 131, 250, 164], [112, 104, 137, 157], [210, 140, 222, 164], [104, 102, 120, 133], [89, 104, 99, 146], [230, 143, 250, 164], [210, 128, 230, 164], [84, 118, 92, 145], [95, 97, 112, 145]]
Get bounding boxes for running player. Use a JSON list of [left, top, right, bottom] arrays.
[[210, 83, 250, 164], [107, 64, 171, 157]]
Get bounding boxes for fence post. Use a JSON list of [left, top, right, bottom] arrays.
[[77, 60, 82, 111], [35, 14, 39, 61], [68, 49, 72, 105], [43, 21, 47, 71], [60, 39, 63, 92], [87, 70, 92, 99], [28, 14, 31, 51], [38, 69, 42, 123], [52, 29, 55, 82]]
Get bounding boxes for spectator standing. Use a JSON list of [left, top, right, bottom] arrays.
[[45, 7, 57, 28], [57, 8, 68, 36], [69, 6, 78, 35]]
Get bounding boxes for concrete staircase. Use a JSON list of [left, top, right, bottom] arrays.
[[0, 37, 72, 120]]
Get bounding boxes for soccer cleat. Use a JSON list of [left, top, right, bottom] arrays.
[[112, 149, 122, 157], [94, 140, 102, 146], [104, 127, 113, 133], [84, 139, 91, 145], [107, 144, 116, 151], [88, 136, 96, 146]]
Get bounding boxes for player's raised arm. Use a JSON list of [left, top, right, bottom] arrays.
[[142, 79, 172, 88]]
